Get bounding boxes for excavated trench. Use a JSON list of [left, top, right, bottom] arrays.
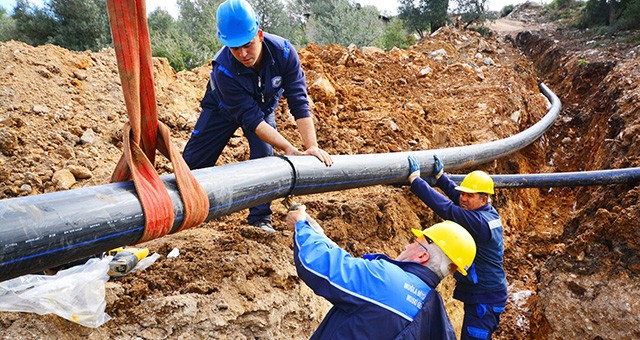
[[512, 31, 640, 339]]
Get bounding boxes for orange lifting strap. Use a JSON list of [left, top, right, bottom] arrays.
[[106, 0, 209, 243]]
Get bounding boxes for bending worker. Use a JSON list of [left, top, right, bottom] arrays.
[[407, 155, 508, 339], [183, 0, 333, 233], [287, 205, 476, 339]]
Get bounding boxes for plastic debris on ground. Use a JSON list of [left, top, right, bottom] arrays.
[[0, 257, 111, 328], [167, 248, 180, 259], [0, 253, 161, 328]]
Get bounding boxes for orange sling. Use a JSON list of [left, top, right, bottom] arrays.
[[106, 0, 209, 243]]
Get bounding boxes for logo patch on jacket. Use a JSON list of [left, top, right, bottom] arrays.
[[272, 76, 283, 88]]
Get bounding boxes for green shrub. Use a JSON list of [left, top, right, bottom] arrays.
[[500, 5, 514, 17], [616, 0, 640, 30], [469, 25, 492, 37], [577, 0, 609, 28]]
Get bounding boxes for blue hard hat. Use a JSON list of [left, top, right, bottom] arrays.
[[216, 0, 259, 48]]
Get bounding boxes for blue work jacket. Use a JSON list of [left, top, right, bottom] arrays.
[[204, 33, 311, 132], [294, 220, 456, 339], [411, 175, 508, 305]]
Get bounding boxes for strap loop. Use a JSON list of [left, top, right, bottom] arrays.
[[107, 0, 209, 243]]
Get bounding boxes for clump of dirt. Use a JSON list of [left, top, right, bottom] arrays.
[[0, 13, 638, 339]]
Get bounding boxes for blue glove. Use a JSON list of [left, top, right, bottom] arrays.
[[432, 154, 444, 179], [408, 156, 420, 183]]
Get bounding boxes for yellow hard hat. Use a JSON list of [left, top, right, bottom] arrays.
[[455, 170, 494, 194], [412, 221, 476, 276]]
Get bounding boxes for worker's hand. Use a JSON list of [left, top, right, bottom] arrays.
[[284, 147, 302, 156], [432, 154, 444, 180], [408, 156, 420, 183], [302, 146, 333, 167], [286, 204, 307, 229]]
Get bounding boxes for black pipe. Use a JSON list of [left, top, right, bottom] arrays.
[[0, 83, 567, 281], [448, 168, 640, 188]]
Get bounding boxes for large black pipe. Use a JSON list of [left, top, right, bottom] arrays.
[[448, 168, 640, 188], [0, 83, 576, 281]]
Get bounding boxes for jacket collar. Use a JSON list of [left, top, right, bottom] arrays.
[[364, 253, 442, 288]]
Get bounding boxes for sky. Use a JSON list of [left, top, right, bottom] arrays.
[[144, 0, 550, 15], [0, 0, 549, 16]]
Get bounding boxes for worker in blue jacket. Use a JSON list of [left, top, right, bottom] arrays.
[[407, 155, 508, 340], [286, 205, 477, 339], [183, 0, 333, 233]]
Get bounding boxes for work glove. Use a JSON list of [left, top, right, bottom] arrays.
[[408, 156, 421, 183], [432, 154, 444, 180]]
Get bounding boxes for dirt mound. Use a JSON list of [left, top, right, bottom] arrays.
[[506, 2, 547, 23], [1, 18, 638, 339]]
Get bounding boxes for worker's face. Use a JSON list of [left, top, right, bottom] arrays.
[[458, 192, 488, 210], [396, 237, 430, 263], [229, 29, 264, 69]]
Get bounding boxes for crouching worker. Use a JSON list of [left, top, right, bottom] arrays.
[[286, 205, 477, 339]]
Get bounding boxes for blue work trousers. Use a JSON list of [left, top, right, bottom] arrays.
[[183, 107, 275, 225], [460, 303, 505, 339]]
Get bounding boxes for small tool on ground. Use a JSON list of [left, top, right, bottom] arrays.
[[107, 247, 149, 277]]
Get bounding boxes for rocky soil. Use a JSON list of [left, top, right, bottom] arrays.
[[1, 4, 639, 339]]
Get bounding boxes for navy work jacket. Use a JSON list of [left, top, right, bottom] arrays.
[[204, 33, 311, 132], [294, 220, 456, 339], [411, 175, 508, 305]]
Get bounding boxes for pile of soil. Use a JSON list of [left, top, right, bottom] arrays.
[[1, 6, 639, 338]]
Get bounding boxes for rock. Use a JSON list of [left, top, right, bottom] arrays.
[[19, 184, 32, 193], [387, 143, 401, 152], [418, 67, 432, 77], [73, 71, 88, 80], [32, 105, 50, 114], [0, 128, 18, 155], [382, 119, 398, 131], [52, 169, 76, 190], [105, 282, 125, 306], [67, 165, 93, 179], [37, 68, 53, 78], [308, 76, 336, 103], [80, 128, 97, 144], [429, 49, 448, 59], [23, 171, 42, 187], [362, 46, 385, 57], [511, 110, 521, 123], [478, 39, 493, 53], [56, 144, 76, 159]]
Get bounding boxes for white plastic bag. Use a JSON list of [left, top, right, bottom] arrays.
[[134, 252, 161, 271], [0, 257, 111, 328]]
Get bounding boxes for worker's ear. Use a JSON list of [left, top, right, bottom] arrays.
[[258, 29, 264, 42], [481, 194, 489, 205], [418, 249, 430, 265]]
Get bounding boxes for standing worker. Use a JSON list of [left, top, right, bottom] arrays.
[[407, 155, 508, 339], [183, 0, 333, 233], [287, 205, 476, 339]]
